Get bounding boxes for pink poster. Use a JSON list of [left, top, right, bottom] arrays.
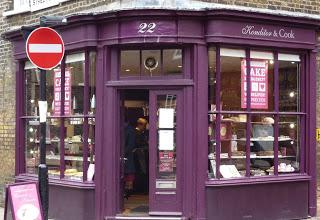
[[159, 152, 174, 173], [53, 68, 71, 116], [9, 183, 43, 220], [241, 59, 269, 109]]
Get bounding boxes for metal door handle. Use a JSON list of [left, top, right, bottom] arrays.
[[120, 157, 128, 161]]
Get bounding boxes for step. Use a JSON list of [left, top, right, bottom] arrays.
[[105, 216, 188, 220]]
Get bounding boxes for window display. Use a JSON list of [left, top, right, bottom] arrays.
[[208, 47, 302, 179], [24, 52, 96, 182]]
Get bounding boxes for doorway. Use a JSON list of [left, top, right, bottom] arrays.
[[118, 88, 183, 217], [120, 89, 150, 216]]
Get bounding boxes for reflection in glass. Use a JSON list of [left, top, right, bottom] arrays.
[[250, 115, 275, 176], [278, 115, 300, 173], [120, 50, 140, 77], [63, 118, 84, 181], [65, 54, 85, 115], [163, 49, 182, 75], [220, 48, 245, 111], [279, 56, 300, 112]]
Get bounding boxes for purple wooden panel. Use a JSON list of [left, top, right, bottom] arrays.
[[120, 20, 176, 38], [207, 20, 316, 46], [206, 181, 308, 220], [48, 185, 95, 220]]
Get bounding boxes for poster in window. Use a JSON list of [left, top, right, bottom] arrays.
[[159, 152, 174, 173], [53, 68, 72, 116], [241, 59, 268, 109]]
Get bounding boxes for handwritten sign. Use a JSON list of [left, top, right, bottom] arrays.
[[4, 182, 43, 220], [241, 59, 269, 109], [53, 68, 71, 116]]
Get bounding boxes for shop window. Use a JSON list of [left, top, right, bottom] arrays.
[[120, 48, 183, 78], [208, 47, 302, 179], [24, 51, 96, 182]]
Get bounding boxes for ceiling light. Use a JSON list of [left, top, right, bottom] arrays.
[[291, 62, 295, 64], [177, 65, 182, 68], [289, 92, 295, 98], [269, 60, 274, 64], [125, 69, 130, 72], [289, 123, 295, 129]]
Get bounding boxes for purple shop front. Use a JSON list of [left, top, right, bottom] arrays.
[[4, 8, 318, 220]]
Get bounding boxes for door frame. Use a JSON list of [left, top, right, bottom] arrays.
[[114, 87, 185, 216]]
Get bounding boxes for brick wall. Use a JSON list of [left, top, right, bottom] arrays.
[[0, 0, 319, 206]]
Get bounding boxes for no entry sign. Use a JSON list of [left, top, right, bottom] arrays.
[[26, 27, 64, 70]]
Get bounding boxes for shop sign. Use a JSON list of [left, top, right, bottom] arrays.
[[241, 25, 295, 39], [4, 182, 43, 220], [241, 59, 269, 109], [316, 128, 320, 141], [159, 152, 174, 173], [53, 68, 71, 116]]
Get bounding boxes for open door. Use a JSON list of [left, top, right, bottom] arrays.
[[149, 90, 183, 215]]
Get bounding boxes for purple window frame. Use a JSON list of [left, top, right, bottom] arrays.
[[116, 47, 187, 81], [210, 45, 306, 179], [21, 50, 96, 183]]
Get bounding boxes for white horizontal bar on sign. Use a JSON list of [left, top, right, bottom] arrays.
[[29, 44, 62, 53], [278, 53, 300, 62], [220, 48, 246, 58]]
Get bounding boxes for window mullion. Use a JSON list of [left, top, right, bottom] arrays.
[[215, 45, 221, 179], [299, 54, 306, 173], [245, 49, 251, 177], [82, 51, 90, 182], [60, 57, 66, 179], [274, 51, 279, 176]]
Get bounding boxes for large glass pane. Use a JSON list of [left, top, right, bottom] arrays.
[[25, 118, 39, 174], [279, 54, 300, 112], [26, 118, 61, 177], [66, 53, 85, 115], [250, 51, 274, 111], [250, 114, 275, 176], [278, 115, 300, 173], [163, 49, 182, 75], [25, 62, 56, 116], [142, 50, 161, 77], [157, 94, 176, 182], [220, 48, 245, 111], [89, 51, 96, 116], [219, 114, 247, 178], [63, 118, 84, 181], [120, 50, 140, 77]]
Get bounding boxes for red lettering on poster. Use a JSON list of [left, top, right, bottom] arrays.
[[53, 68, 71, 116], [241, 59, 269, 109]]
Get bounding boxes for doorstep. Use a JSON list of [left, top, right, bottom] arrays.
[[105, 216, 188, 220]]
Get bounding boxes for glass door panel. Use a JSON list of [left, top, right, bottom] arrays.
[[149, 90, 182, 215]]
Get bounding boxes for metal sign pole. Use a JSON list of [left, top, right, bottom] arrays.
[[38, 68, 49, 220]]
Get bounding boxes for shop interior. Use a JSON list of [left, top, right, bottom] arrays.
[[121, 89, 150, 216]]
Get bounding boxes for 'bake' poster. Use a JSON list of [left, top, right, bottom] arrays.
[[241, 59, 268, 109]]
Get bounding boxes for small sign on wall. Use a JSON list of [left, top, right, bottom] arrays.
[[4, 182, 43, 220], [316, 128, 320, 141]]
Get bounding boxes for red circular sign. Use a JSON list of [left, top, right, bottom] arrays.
[[26, 27, 65, 70]]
